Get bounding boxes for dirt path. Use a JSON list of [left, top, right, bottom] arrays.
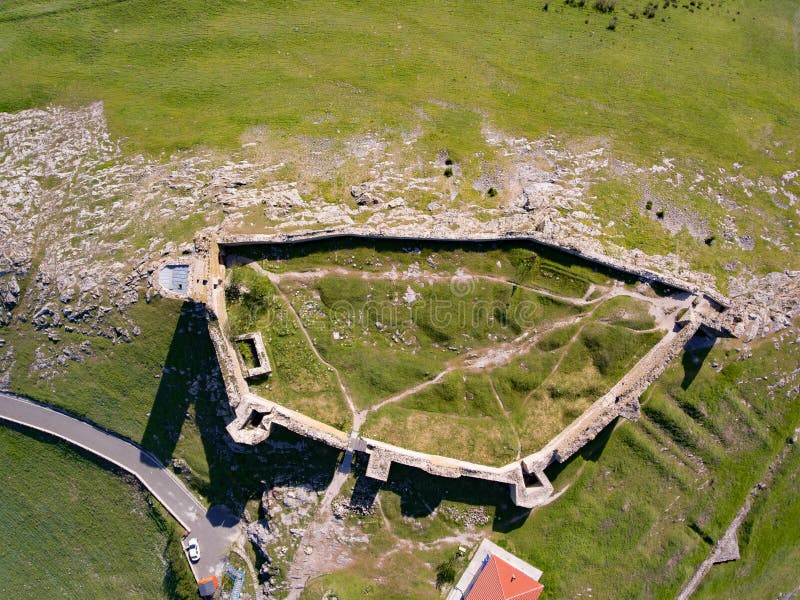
[[525, 315, 593, 406], [489, 376, 522, 460], [272, 265, 591, 306], [284, 463, 352, 600], [229, 256, 689, 425], [366, 314, 586, 414], [369, 368, 454, 412]]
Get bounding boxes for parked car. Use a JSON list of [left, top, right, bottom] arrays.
[[186, 538, 200, 563]]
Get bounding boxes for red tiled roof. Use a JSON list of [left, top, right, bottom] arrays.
[[465, 555, 544, 600]]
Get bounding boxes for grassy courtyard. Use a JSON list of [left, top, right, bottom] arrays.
[[225, 239, 672, 463]]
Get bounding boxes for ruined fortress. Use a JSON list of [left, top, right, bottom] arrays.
[[156, 227, 738, 508]]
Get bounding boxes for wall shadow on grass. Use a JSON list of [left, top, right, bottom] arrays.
[[543, 417, 617, 486], [140, 302, 202, 463], [681, 330, 717, 390], [140, 301, 340, 514], [349, 452, 532, 533], [343, 421, 619, 536], [139, 299, 616, 535]]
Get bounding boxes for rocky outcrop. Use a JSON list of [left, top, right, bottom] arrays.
[[724, 270, 800, 340], [3, 101, 795, 392]]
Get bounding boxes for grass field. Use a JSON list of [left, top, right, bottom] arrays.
[[2, 0, 796, 178], [695, 439, 800, 598], [362, 314, 662, 461], [6, 297, 190, 441], [225, 266, 352, 430], [288, 275, 584, 406], [5, 298, 219, 493], [498, 331, 800, 598], [242, 237, 618, 297], [0, 425, 171, 599], [224, 240, 670, 463]]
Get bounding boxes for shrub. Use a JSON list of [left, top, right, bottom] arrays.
[[594, 0, 616, 13], [656, 209, 665, 219], [543, 2, 549, 10], [607, 16, 618, 29], [444, 167, 453, 177], [436, 556, 458, 589], [704, 235, 716, 246], [487, 187, 498, 197], [444, 157, 453, 166], [645, 200, 653, 210], [643, 2, 658, 17]]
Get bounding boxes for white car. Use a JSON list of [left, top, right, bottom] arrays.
[[186, 538, 200, 563]]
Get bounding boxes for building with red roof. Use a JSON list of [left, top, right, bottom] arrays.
[[447, 539, 544, 600], [465, 554, 544, 600]]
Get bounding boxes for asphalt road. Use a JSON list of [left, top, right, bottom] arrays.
[[0, 392, 240, 581]]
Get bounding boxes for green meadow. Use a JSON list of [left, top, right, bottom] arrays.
[[225, 239, 669, 463], [1, 0, 796, 174], [0, 426, 171, 599]]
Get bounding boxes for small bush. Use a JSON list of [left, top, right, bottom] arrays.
[[704, 235, 716, 246], [645, 200, 653, 210], [656, 209, 665, 219], [643, 2, 658, 17], [607, 16, 618, 29], [594, 0, 616, 13], [444, 157, 453, 166], [444, 167, 453, 177], [436, 556, 458, 589], [487, 187, 498, 197], [543, 2, 549, 10]]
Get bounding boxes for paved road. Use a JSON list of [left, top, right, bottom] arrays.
[[0, 392, 240, 581]]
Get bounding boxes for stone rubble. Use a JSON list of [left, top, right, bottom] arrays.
[[245, 481, 360, 598]]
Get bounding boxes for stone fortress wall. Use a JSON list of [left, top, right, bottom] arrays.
[[173, 227, 734, 509]]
